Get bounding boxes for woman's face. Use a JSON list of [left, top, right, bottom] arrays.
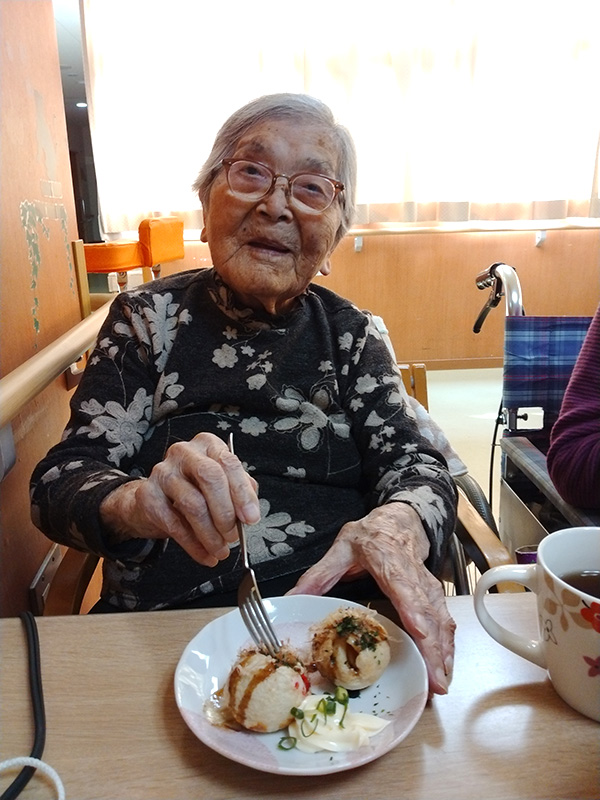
[[201, 118, 343, 316]]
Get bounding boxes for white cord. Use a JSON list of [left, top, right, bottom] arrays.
[[0, 756, 66, 800]]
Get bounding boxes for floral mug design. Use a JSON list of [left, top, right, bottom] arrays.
[[473, 527, 600, 723]]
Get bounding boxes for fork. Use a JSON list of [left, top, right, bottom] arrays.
[[228, 433, 282, 657]]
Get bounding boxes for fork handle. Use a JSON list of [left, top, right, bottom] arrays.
[[227, 433, 251, 568]]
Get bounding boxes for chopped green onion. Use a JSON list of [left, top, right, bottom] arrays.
[[290, 707, 304, 719], [277, 736, 297, 750], [334, 686, 349, 705], [339, 701, 348, 728], [324, 698, 336, 715], [300, 716, 319, 738]]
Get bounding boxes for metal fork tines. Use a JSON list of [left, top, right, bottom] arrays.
[[228, 434, 281, 657]]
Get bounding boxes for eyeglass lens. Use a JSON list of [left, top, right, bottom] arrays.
[[226, 160, 337, 213]]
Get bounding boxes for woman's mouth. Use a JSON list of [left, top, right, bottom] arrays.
[[247, 238, 291, 254]]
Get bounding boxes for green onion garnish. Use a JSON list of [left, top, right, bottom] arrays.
[[277, 736, 297, 750], [300, 716, 319, 738], [334, 686, 349, 705]]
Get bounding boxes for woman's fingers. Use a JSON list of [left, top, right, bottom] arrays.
[[386, 573, 456, 694], [135, 475, 236, 565], [356, 521, 455, 695], [101, 432, 260, 566]]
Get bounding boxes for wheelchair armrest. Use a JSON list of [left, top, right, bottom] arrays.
[[455, 490, 523, 593], [500, 437, 600, 529], [43, 549, 102, 615]]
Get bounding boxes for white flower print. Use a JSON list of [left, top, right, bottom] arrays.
[[96, 336, 121, 360], [355, 374, 378, 394], [248, 350, 273, 370], [338, 332, 353, 351], [241, 345, 255, 356], [79, 471, 122, 491], [365, 411, 385, 426], [319, 360, 333, 373], [386, 389, 403, 405], [223, 326, 238, 340], [273, 385, 350, 450], [391, 485, 449, 535], [276, 387, 304, 413], [40, 466, 61, 484], [145, 293, 187, 371], [155, 371, 184, 417], [112, 293, 190, 372], [245, 498, 314, 563], [77, 388, 153, 466], [285, 466, 306, 479], [247, 374, 267, 390], [212, 343, 238, 368], [240, 417, 267, 436], [369, 433, 382, 450]]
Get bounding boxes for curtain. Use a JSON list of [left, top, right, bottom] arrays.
[[81, 0, 600, 234]]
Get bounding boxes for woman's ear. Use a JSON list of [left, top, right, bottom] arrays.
[[200, 227, 207, 243], [319, 258, 332, 276]]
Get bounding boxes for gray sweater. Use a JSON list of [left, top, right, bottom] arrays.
[[31, 269, 456, 610]]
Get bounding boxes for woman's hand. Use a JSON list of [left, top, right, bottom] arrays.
[[99, 432, 260, 566], [287, 503, 455, 696]]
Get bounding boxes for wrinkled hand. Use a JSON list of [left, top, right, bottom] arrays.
[[288, 503, 455, 696], [100, 432, 260, 566]]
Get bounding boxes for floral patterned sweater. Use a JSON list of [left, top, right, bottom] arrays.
[[30, 269, 457, 610]]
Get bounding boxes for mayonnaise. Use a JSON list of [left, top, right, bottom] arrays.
[[286, 692, 390, 753]]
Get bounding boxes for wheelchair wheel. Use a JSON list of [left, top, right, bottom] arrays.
[[454, 473, 498, 535], [450, 473, 500, 594]]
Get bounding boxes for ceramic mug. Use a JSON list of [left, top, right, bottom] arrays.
[[474, 527, 600, 722]]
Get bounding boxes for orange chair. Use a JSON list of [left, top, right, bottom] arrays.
[[84, 216, 184, 291]]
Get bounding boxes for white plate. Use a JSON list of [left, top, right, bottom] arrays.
[[174, 595, 427, 776]]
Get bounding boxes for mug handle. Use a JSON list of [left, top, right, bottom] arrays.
[[473, 565, 547, 669]]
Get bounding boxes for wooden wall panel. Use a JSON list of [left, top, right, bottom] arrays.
[[318, 228, 600, 368], [1, 1, 82, 616]]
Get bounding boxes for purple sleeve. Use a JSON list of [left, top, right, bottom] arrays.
[[547, 304, 600, 508]]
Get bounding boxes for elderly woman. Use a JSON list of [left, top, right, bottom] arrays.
[[31, 93, 456, 694]]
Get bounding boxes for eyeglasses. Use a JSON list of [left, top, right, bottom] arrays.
[[221, 159, 344, 214]]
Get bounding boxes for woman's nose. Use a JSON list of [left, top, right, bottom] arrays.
[[256, 177, 293, 220]]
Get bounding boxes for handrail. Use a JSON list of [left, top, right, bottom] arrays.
[[0, 301, 112, 429]]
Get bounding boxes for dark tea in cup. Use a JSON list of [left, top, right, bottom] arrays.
[[559, 569, 600, 599]]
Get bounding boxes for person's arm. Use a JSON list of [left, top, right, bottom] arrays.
[[547, 305, 600, 508], [30, 288, 258, 564], [344, 317, 458, 575], [291, 317, 457, 695]]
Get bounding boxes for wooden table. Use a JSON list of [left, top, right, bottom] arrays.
[[1, 594, 598, 799]]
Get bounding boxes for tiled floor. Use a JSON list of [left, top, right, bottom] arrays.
[[426, 367, 504, 519], [425, 368, 505, 592]]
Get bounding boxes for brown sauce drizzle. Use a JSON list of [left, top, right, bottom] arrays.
[[231, 653, 278, 728]]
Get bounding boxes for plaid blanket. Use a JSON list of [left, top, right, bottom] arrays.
[[502, 315, 592, 447]]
